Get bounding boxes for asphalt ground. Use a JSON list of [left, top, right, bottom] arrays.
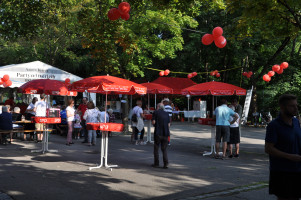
[[0, 122, 275, 200]]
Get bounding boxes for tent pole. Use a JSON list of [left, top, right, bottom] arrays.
[[155, 94, 157, 109], [148, 93, 150, 111], [212, 96, 214, 117]]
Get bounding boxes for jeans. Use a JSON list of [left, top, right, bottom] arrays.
[[88, 130, 97, 144], [133, 127, 144, 140], [80, 121, 88, 141], [67, 121, 74, 143]]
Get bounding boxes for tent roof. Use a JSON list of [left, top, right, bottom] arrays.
[[0, 61, 82, 88], [140, 82, 173, 94], [181, 81, 246, 96], [151, 77, 196, 94]]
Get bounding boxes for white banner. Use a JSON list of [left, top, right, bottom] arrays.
[[241, 86, 253, 124]]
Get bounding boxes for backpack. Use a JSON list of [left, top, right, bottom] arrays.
[[131, 113, 138, 122]]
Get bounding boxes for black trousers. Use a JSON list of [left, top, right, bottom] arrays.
[[154, 135, 168, 166]]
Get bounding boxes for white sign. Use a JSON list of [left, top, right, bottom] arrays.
[[241, 86, 253, 124]]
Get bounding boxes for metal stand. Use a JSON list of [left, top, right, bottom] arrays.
[[89, 131, 118, 171], [203, 125, 217, 156], [31, 124, 58, 154], [145, 120, 154, 144]]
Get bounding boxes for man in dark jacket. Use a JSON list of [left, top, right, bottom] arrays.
[[152, 103, 170, 169], [0, 106, 13, 144]]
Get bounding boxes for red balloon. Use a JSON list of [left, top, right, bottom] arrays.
[[248, 71, 253, 76], [192, 72, 197, 77], [2, 74, 9, 82], [159, 71, 165, 76], [6, 80, 12, 87], [214, 36, 227, 48], [108, 8, 120, 21], [268, 71, 275, 77], [202, 34, 214, 45], [0, 80, 3, 85], [118, 2, 131, 14], [280, 62, 289, 69], [65, 78, 70, 83], [212, 27, 223, 38], [164, 69, 170, 76], [272, 65, 280, 72], [263, 74, 271, 82], [242, 72, 248, 76], [121, 13, 130, 21], [3, 82, 8, 87], [215, 73, 220, 78], [187, 74, 193, 79], [276, 68, 283, 74]]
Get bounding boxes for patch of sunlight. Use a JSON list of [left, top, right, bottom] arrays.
[[7, 190, 25, 195]]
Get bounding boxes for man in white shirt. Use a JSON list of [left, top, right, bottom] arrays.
[[33, 94, 48, 142], [132, 100, 145, 145]]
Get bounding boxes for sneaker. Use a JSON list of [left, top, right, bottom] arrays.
[[135, 141, 139, 145], [228, 154, 233, 158], [139, 141, 146, 145], [234, 154, 239, 158]]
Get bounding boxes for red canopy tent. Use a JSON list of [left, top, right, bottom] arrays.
[[151, 77, 196, 95], [181, 81, 246, 116], [181, 81, 246, 96]]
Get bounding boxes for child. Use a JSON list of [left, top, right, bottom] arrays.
[[74, 110, 82, 139]]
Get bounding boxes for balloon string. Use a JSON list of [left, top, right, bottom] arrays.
[[145, 66, 243, 75]]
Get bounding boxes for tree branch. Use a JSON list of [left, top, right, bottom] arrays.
[[277, 0, 301, 29]]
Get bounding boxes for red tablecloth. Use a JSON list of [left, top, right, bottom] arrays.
[[33, 117, 61, 124], [144, 114, 152, 120], [198, 118, 216, 126], [86, 123, 124, 132]]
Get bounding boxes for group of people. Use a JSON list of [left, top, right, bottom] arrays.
[[63, 97, 115, 146], [213, 98, 242, 159]]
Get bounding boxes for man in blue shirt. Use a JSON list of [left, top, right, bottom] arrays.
[[152, 103, 170, 169], [214, 99, 238, 159], [265, 94, 301, 199]]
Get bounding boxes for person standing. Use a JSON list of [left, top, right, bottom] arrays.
[[34, 94, 48, 142], [83, 101, 100, 146], [66, 99, 75, 146], [265, 94, 301, 199], [132, 100, 145, 145], [25, 97, 38, 141], [213, 98, 238, 159], [162, 98, 172, 145], [78, 97, 88, 143], [231, 99, 242, 117], [228, 105, 240, 158], [151, 103, 170, 169]]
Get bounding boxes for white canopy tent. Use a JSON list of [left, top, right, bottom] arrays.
[[0, 61, 96, 104]]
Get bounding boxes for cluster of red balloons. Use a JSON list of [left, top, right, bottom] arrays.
[[242, 71, 253, 78], [187, 72, 197, 79], [159, 69, 170, 76], [210, 70, 220, 78], [0, 74, 12, 87], [108, 2, 131, 21], [263, 62, 289, 82], [202, 27, 227, 48]]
